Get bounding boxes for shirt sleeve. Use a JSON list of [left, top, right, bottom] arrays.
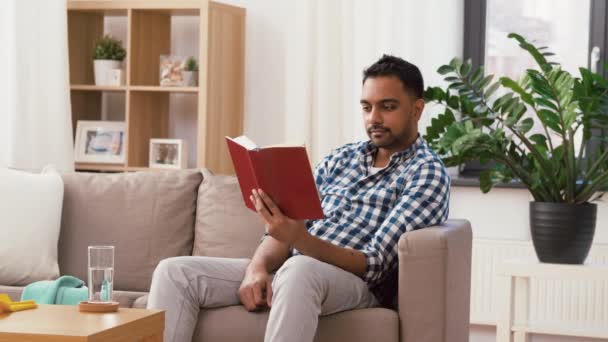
[[360, 160, 451, 287]]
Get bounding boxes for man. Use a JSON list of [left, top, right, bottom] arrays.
[[147, 54, 450, 342]]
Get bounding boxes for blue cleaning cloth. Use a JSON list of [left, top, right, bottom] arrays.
[[21, 275, 88, 305]]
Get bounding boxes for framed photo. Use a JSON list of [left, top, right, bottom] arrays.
[[74, 120, 126, 164], [159, 55, 186, 87], [149, 139, 187, 169]]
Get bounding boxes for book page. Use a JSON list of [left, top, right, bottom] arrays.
[[266, 142, 305, 148], [230, 135, 258, 150]]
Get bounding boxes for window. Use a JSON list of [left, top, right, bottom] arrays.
[[461, 0, 606, 177]]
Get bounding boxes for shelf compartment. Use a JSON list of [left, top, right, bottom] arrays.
[[127, 92, 170, 167], [131, 10, 172, 86], [70, 90, 126, 139], [67, 10, 128, 85]]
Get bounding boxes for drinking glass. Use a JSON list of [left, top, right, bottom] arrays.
[[88, 246, 114, 303]]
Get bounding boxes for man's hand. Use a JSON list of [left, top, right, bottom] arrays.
[[238, 264, 273, 311], [250, 189, 309, 246]]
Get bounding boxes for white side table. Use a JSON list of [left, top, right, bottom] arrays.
[[496, 258, 608, 342]]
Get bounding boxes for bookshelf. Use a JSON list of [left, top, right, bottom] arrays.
[[67, 0, 245, 174]]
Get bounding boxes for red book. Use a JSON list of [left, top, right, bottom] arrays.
[[225, 136, 324, 220]]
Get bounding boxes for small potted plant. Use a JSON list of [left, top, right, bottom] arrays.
[[424, 33, 608, 264], [184, 56, 199, 87], [92, 35, 126, 86]]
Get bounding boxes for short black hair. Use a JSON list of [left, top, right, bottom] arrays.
[[362, 54, 424, 99]]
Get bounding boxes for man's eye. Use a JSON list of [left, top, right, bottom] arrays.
[[384, 104, 396, 110], [362, 106, 371, 112]]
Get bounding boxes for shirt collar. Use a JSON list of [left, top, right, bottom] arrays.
[[360, 134, 423, 166]]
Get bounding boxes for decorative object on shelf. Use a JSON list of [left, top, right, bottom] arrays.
[[159, 55, 187, 86], [424, 33, 608, 265], [92, 35, 126, 86], [149, 139, 187, 169], [107, 69, 125, 86], [184, 56, 199, 86], [74, 120, 126, 164]]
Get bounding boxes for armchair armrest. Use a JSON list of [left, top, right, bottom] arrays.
[[397, 219, 472, 342]]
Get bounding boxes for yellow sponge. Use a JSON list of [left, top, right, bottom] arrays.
[[0, 294, 37, 312]]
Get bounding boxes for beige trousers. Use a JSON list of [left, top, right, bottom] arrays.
[[147, 255, 378, 342]]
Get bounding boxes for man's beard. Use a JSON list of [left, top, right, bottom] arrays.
[[367, 125, 395, 148]]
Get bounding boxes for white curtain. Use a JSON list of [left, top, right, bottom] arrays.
[[0, 0, 74, 172], [284, 0, 464, 164]]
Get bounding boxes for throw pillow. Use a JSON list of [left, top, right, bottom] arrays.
[[193, 169, 266, 258], [58, 170, 203, 292], [0, 166, 64, 285]]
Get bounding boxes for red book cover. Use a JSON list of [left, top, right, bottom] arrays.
[[225, 136, 324, 220]]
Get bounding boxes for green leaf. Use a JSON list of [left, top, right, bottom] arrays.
[[535, 97, 558, 111], [449, 58, 462, 71], [438, 65, 453, 75], [480, 170, 493, 193], [500, 77, 534, 105], [460, 59, 472, 76], [501, 98, 518, 115], [493, 93, 514, 111], [447, 95, 460, 109], [423, 86, 445, 102], [508, 33, 551, 73], [537, 109, 562, 132], [516, 117, 534, 134], [559, 90, 573, 109], [478, 75, 494, 89], [485, 82, 501, 98], [448, 82, 465, 90], [471, 67, 484, 85], [529, 134, 547, 147], [562, 102, 578, 128]]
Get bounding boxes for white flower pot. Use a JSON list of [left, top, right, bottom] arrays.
[[94, 60, 121, 86], [183, 71, 198, 87]]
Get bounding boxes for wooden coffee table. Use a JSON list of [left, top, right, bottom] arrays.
[[0, 304, 164, 341]]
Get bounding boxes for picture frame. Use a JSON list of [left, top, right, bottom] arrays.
[[149, 139, 187, 169], [159, 55, 186, 87], [74, 120, 126, 164]]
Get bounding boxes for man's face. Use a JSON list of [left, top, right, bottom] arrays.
[[360, 76, 423, 150]]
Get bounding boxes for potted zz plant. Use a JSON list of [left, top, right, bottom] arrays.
[[93, 35, 126, 86], [184, 56, 199, 87], [424, 33, 608, 264]]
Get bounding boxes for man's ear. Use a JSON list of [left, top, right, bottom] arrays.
[[413, 98, 425, 121]]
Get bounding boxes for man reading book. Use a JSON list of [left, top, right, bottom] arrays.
[[148, 54, 450, 342]]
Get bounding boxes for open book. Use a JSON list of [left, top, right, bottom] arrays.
[[225, 136, 324, 220]]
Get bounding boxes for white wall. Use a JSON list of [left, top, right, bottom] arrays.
[[218, 0, 290, 147]]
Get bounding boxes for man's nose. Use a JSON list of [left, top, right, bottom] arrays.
[[369, 107, 382, 124]]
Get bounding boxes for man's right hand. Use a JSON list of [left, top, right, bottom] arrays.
[[238, 264, 273, 311]]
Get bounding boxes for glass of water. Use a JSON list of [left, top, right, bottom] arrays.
[[88, 246, 114, 303]]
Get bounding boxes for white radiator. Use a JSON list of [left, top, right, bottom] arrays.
[[470, 239, 608, 329]]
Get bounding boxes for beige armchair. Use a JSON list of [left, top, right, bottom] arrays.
[[194, 219, 472, 342]]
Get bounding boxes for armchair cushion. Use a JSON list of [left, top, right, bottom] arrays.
[[397, 219, 472, 342]]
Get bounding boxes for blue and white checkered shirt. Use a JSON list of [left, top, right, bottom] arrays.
[[296, 135, 450, 288]]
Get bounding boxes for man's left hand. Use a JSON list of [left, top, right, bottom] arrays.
[[250, 189, 308, 246]]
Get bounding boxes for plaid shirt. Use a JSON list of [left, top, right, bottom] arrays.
[[295, 135, 450, 288]]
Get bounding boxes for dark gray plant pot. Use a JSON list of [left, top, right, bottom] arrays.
[[530, 202, 596, 264]]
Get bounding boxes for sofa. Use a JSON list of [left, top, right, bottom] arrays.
[[0, 169, 472, 342]]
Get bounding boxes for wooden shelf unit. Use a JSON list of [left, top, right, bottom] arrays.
[[67, 0, 245, 174]]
